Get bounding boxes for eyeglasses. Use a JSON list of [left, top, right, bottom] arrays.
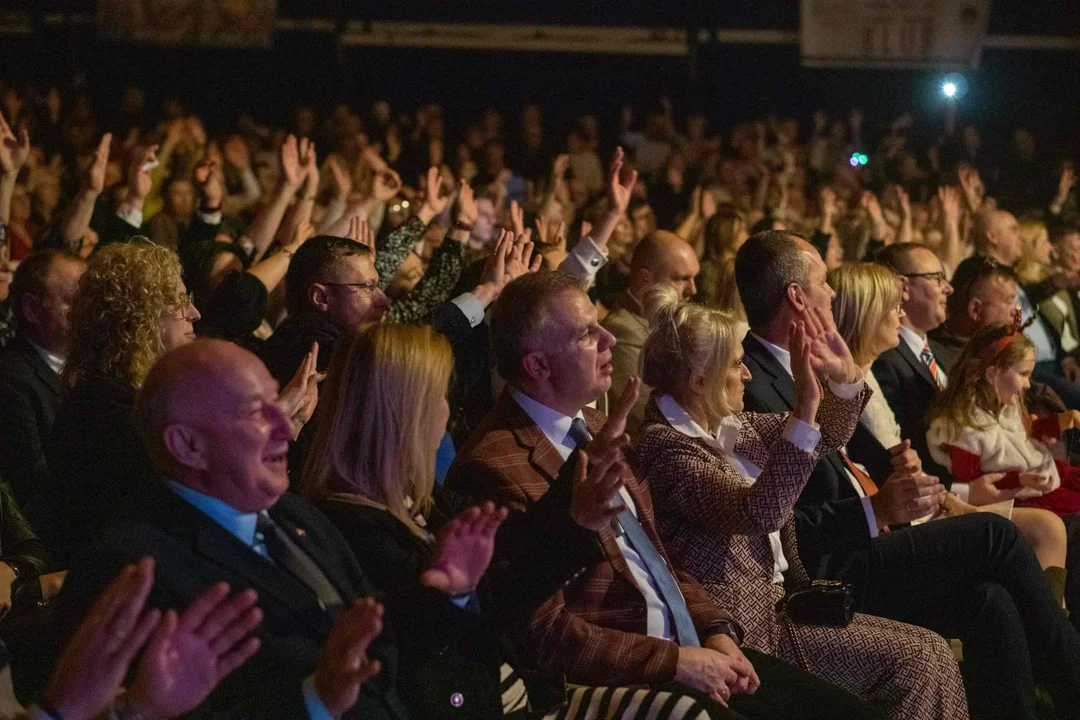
[[902, 271, 948, 286], [171, 291, 195, 316], [318, 280, 381, 295]]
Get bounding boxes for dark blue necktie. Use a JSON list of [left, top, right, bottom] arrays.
[[566, 418, 700, 647]]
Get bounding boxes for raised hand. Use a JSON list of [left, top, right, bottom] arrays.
[[509, 199, 525, 236], [802, 305, 858, 384], [278, 342, 325, 437], [0, 109, 30, 177], [127, 145, 159, 204], [422, 502, 509, 594], [1059, 165, 1077, 203], [223, 136, 251, 170], [937, 186, 961, 225], [280, 135, 303, 190], [534, 216, 567, 251], [348, 216, 376, 254], [126, 583, 262, 719], [505, 231, 542, 279], [87, 133, 113, 194], [312, 598, 384, 716], [585, 376, 640, 466], [569, 450, 627, 532], [607, 147, 638, 215], [324, 155, 352, 201], [43, 558, 162, 720], [417, 166, 449, 223], [789, 320, 822, 424], [300, 139, 319, 192], [194, 158, 224, 209], [455, 177, 478, 226]]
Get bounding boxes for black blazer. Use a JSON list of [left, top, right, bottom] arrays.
[[0, 334, 62, 510], [44, 374, 151, 565], [317, 475, 603, 719], [740, 334, 874, 585], [52, 485, 423, 719], [872, 344, 952, 486]]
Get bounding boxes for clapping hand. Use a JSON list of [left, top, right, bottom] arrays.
[[455, 177, 478, 226], [422, 502, 509, 595], [126, 583, 262, 719], [312, 598, 385, 716], [607, 147, 638, 215], [0, 109, 29, 177], [43, 558, 161, 720], [789, 320, 822, 424], [569, 451, 628, 532], [584, 376, 640, 467], [280, 135, 303, 190], [801, 305, 858, 385], [127, 144, 159, 204], [417, 166, 449, 224], [348, 216, 376, 254], [86, 133, 112, 194], [278, 342, 325, 437]]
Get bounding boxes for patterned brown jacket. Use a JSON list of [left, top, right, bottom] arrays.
[[634, 384, 868, 654]]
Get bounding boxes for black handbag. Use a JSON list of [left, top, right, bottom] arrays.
[[783, 580, 855, 627]]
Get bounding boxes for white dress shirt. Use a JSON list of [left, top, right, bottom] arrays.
[[898, 324, 947, 388], [27, 338, 64, 375], [656, 394, 826, 583], [750, 333, 879, 537], [509, 387, 677, 642]]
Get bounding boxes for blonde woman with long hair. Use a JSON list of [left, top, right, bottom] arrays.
[[301, 322, 624, 720], [633, 284, 969, 720]]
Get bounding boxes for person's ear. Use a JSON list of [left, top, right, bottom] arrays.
[[969, 297, 983, 323], [785, 282, 805, 313], [20, 294, 42, 327], [899, 276, 912, 303], [309, 284, 330, 313], [688, 370, 709, 396], [521, 351, 549, 384], [984, 365, 999, 388], [161, 424, 209, 472]]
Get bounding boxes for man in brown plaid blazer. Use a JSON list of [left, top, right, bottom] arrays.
[[448, 271, 881, 720]]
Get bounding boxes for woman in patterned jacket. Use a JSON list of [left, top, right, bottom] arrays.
[[633, 284, 968, 720]]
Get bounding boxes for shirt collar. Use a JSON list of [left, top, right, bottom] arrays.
[[657, 394, 741, 455], [898, 324, 927, 358], [509, 386, 585, 458], [169, 481, 260, 547], [26, 338, 64, 375], [750, 332, 792, 378]]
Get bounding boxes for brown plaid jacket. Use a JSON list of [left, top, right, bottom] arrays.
[[447, 388, 735, 687]]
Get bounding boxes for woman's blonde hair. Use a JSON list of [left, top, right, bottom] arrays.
[[697, 209, 746, 308], [928, 323, 1035, 434], [64, 240, 185, 389], [301, 323, 453, 539], [641, 283, 742, 418], [828, 263, 902, 366], [1016, 217, 1049, 284]]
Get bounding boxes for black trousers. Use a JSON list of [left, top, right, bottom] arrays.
[[664, 649, 883, 720], [1062, 513, 1080, 636], [841, 512, 1080, 720]]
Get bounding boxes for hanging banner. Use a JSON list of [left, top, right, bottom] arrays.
[[97, 0, 277, 47], [801, 0, 990, 68]]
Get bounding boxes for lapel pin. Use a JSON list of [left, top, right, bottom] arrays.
[[295, 527, 307, 537]]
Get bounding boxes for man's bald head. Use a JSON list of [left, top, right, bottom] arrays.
[[627, 230, 700, 300], [136, 339, 293, 511], [972, 210, 1023, 267]]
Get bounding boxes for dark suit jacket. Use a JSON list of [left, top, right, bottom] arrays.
[[53, 485, 417, 719], [446, 389, 735, 688], [317, 480, 602, 719], [0, 334, 61, 510], [44, 374, 151, 565], [740, 334, 874, 585], [872, 345, 951, 486]]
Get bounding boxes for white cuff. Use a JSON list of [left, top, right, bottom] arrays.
[[783, 416, 821, 453], [116, 203, 143, 229], [559, 236, 608, 284], [827, 367, 866, 400], [451, 292, 486, 328], [198, 209, 223, 225], [861, 496, 880, 538], [951, 482, 971, 504]]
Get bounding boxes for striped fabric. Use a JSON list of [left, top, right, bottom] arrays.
[[500, 663, 529, 715], [541, 686, 711, 720]]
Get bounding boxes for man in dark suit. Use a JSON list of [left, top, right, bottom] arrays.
[[735, 230, 1080, 720], [873, 243, 953, 485], [0, 250, 85, 510], [52, 339, 503, 719], [449, 271, 882, 719]]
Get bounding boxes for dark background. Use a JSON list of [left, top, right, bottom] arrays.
[[1, 1, 1078, 157]]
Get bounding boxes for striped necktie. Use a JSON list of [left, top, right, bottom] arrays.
[[920, 342, 941, 386]]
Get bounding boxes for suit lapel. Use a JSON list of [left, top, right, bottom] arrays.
[[897, 341, 936, 389], [270, 501, 355, 608], [13, 336, 61, 399], [743, 334, 796, 409]]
